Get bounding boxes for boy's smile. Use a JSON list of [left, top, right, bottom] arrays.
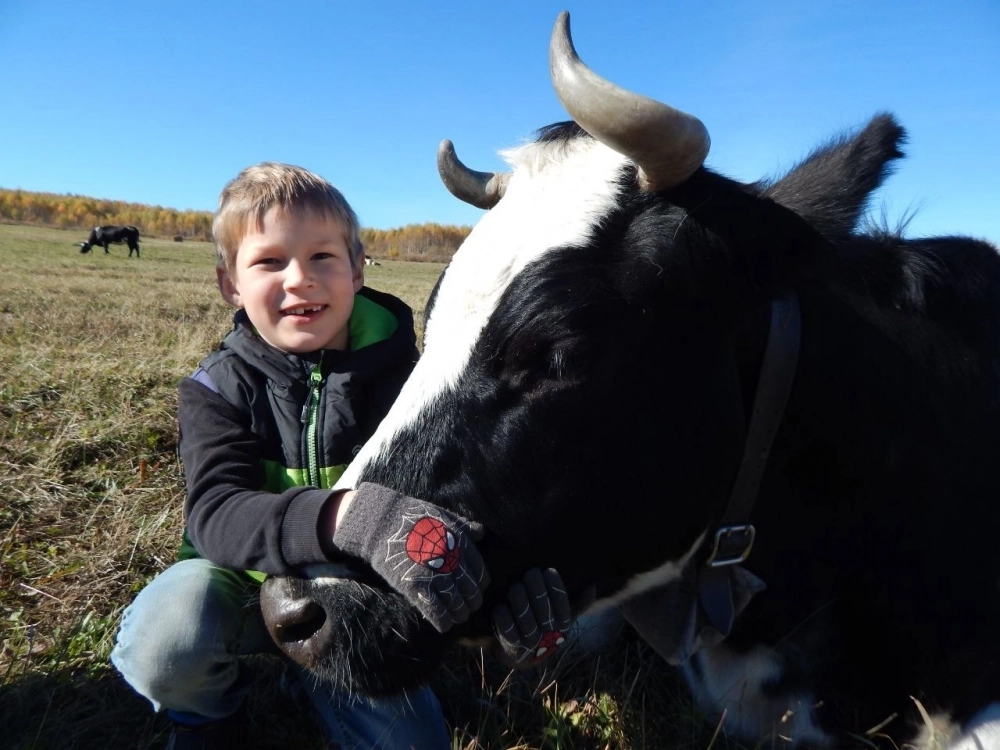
[[219, 206, 364, 353], [282, 304, 326, 317]]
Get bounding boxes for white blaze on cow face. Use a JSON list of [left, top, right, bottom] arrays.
[[337, 136, 628, 490]]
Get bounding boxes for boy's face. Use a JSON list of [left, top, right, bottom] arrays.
[[219, 206, 363, 353]]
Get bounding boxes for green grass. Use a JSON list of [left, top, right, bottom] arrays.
[[0, 223, 747, 749]]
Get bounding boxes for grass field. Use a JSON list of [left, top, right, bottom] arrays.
[[0, 223, 745, 749]]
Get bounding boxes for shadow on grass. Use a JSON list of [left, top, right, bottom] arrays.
[[0, 658, 329, 750], [1, 630, 734, 750], [1, 668, 164, 749]]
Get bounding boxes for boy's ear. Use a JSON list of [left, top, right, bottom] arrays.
[[353, 255, 365, 293], [216, 266, 243, 307]]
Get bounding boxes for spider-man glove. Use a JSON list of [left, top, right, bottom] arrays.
[[492, 568, 576, 668], [332, 482, 491, 632]]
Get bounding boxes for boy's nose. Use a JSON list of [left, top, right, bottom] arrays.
[[284, 260, 313, 288]]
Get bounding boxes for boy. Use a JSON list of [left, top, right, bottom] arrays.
[[111, 163, 571, 749]]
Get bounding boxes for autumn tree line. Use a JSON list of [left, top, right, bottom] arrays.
[[0, 188, 472, 262]]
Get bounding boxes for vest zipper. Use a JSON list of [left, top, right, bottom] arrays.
[[302, 357, 324, 487]]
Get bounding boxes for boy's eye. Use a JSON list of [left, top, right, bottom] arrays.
[[313, 252, 334, 261]]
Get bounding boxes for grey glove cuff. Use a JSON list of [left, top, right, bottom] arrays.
[[331, 482, 406, 558]]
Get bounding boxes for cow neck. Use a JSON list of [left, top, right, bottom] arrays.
[[698, 292, 801, 636]]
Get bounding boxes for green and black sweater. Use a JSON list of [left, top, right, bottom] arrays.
[[177, 286, 418, 579]]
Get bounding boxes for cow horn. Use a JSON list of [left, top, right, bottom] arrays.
[[437, 139, 509, 210], [549, 11, 710, 191]]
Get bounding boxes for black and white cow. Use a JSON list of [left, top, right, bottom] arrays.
[[78, 225, 141, 257], [260, 13, 1000, 749]]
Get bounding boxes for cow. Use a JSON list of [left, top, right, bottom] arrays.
[[78, 225, 141, 257], [364, 256, 381, 266], [258, 12, 1000, 749]]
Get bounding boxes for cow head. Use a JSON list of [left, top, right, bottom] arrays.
[[78, 241, 92, 254], [260, 11, 902, 697]]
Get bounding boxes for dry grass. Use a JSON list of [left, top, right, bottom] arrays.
[[0, 224, 745, 749]]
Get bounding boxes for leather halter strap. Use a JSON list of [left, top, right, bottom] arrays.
[[698, 293, 801, 635]]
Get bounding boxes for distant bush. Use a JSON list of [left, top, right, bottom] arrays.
[[361, 224, 470, 263], [0, 188, 214, 241], [0, 188, 472, 262]]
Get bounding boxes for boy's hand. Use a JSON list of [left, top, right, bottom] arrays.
[[492, 568, 574, 668], [332, 482, 490, 632]]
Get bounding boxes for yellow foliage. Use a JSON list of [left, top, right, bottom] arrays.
[[0, 188, 473, 262], [0, 188, 212, 240], [361, 223, 470, 263]]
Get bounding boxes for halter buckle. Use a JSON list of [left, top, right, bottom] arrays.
[[706, 525, 756, 567]]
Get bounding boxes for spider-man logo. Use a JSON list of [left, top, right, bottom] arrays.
[[533, 630, 566, 662], [405, 516, 459, 573]]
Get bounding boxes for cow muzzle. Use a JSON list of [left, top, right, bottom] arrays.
[[259, 568, 450, 697]]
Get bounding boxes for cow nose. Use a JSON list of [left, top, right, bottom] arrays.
[[268, 598, 327, 645]]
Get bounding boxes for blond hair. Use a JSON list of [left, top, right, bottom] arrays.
[[212, 162, 362, 274]]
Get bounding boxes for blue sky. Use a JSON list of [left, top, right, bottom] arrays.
[[1, 1, 997, 242]]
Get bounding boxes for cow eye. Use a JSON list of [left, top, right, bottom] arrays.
[[498, 340, 588, 392]]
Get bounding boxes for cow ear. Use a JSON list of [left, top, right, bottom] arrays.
[[216, 266, 243, 308], [763, 115, 905, 238], [657, 115, 906, 314]]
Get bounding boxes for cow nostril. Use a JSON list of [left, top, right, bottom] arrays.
[[273, 600, 326, 644]]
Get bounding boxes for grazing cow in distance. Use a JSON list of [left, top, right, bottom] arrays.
[[259, 12, 1000, 749], [78, 225, 141, 257], [364, 257, 381, 266]]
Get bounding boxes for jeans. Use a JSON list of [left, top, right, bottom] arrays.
[[111, 558, 449, 749]]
